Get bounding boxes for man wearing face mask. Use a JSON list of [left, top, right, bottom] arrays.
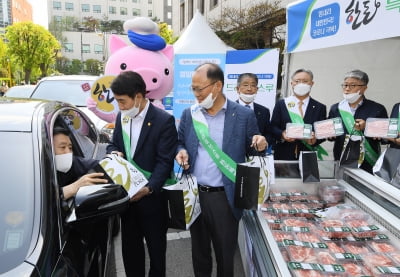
[[175, 63, 267, 277], [53, 127, 107, 200], [271, 68, 327, 160], [107, 71, 178, 277], [235, 73, 273, 150], [328, 69, 387, 173]]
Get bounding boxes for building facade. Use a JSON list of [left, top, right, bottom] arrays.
[[0, 0, 32, 29], [47, 0, 172, 64]]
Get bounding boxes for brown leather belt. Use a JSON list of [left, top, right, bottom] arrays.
[[198, 184, 225, 192]]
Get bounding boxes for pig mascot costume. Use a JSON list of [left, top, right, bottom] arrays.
[[87, 17, 174, 122]]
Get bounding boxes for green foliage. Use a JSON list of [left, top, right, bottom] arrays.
[[5, 22, 61, 83], [84, 59, 102, 76], [158, 22, 178, 44]]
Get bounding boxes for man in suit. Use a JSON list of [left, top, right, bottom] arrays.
[[271, 68, 326, 160], [235, 73, 273, 150], [107, 71, 178, 277], [328, 69, 387, 173], [175, 63, 267, 277]]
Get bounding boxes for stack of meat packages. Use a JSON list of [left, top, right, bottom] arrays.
[[262, 186, 400, 276]]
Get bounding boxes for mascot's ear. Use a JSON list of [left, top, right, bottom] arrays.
[[109, 35, 128, 54], [161, 45, 174, 62]]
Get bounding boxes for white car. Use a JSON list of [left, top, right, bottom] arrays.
[[29, 75, 114, 139]]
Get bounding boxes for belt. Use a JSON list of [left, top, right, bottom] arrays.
[[198, 184, 225, 193]]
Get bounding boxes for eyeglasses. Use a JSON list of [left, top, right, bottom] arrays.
[[240, 84, 258, 89], [293, 79, 311, 84], [341, 84, 365, 89], [190, 81, 217, 93]]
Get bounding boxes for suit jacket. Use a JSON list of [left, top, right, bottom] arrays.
[[107, 103, 178, 193], [177, 100, 260, 220], [328, 98, 388, 172], [271, 97, 326, 160], [390, 103, 400, 149]]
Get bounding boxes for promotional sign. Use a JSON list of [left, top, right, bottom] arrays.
[[224, 49, 279, 114], [90, 75, 118, 115], [287, 0, 400, 53], [172, 53, 226, 126]]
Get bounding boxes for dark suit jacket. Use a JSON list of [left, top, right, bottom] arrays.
[[271, 97, 326, 160], [390, 103, 400, 149], [177, 100, 260, 220], [328, 98, 388, 172], [107, 103, 178, 193]]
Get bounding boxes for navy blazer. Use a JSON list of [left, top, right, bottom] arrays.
[[271, 97, 326, 160], [107, 103, 178, 193], [328, 98, 388, 172], [177, 99, 260, 220], [390, 103, 400, 149]]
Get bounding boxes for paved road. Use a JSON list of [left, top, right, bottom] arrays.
[[114, 228, 245, 277]]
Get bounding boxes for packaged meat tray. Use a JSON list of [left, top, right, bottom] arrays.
[[313, 117, 345, 139], [364, 118, 399, 138], [346, 219, 380, 238], [286, 123, 312, 139]]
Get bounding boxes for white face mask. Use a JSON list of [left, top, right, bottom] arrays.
[[343, 91, 361, 104], [198, 91, 216, 109], [121, 97, 140, 118], [239, 93, 256, 103], [55, 153, 73, 173], [293, 83, 311, 96]]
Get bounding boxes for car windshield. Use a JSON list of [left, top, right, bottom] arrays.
[[5, 86, 35, 98], [0, 132, 34, 274], [31, 79, 94, 106]]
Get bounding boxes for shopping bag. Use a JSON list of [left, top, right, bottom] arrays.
[[234, 162, 260, 210], [390, 163, 400, 189], [93, 154, 148, 197], [373, 147, 400, 182], [163, 173, 200, 230], [339, 134, 364, 168], [246, 155, 274, 208], [299, 151, 320, 182]]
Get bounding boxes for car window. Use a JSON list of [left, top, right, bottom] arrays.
[[0, 133, 34, 273], [31, 80, 94, 106]]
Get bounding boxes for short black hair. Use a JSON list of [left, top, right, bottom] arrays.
[[110, 71, 147, 98], [195, 63, 225, 87], [53, 126, 70, 137]]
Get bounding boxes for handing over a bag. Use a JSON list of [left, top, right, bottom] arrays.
[[163, 171, 200, 230]]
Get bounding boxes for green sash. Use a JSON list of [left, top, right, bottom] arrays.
[[285, 97, 328, 160], [191, 105, 237, 182], [338, 100, 378, 166], [121, 115, 175, 185]]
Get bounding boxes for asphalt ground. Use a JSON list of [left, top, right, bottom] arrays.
[[114, 228, 245, 277]]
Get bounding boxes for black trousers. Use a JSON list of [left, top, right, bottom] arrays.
[[120, 194, 168, 277], [190, 190, 239, 277]]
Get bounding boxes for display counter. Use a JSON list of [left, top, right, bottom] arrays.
[[238, 161, 400, 277]]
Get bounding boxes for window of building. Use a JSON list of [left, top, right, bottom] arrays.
[[54, 16, 62, 22], [198, 0, 205, 14], [210, 0, 218, 9], [65, 2, 74, 11], [82, 44, 90, 53], [81, 4, 90, 12], [93, 5, 101, 13], [148, 0, 152, 4], [167, 12, 171, 19], [180, 3, 185, 30], [64, 43, 73, 52], [109, 6, 116, 14], [132, 0, 140, 3], [53, 1, 61, 10], [94, 44, 103, 54], [148, 10, 152, 17], [132, 8, 141, 16], [120, 0, 127, 2], [120, 7, 128, 15]]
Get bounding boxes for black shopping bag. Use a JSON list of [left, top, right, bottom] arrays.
[[234, 163, 260, 210], [299, 151, 320, 182], [373, 147, 400, 182], [339, 134, 364, 168]]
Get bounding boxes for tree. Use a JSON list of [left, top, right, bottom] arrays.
[[84, 59, 102, 76], [158, 22, 178, 44], [209, 2, 285, 50], [6, 22, 60, 83]]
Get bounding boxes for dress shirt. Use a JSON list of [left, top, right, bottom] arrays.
[[130, 99, 150, 157], [238, 98, 254, 110], [193, 99, 227, 187]]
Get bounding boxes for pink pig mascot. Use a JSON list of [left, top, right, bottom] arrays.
[[87, 17, 174, 123]]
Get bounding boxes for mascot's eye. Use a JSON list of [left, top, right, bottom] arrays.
[[120, 63, 127, 70], [152, 78, 157, 83], [164, 68, 170, 75]]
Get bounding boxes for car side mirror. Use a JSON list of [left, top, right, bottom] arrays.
[[66, 184, 129, 223]]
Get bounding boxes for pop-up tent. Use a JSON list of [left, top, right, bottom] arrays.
[[282, 0, 400, 111]]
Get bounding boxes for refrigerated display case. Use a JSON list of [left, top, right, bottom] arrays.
[[238, 160, 400, 277]]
